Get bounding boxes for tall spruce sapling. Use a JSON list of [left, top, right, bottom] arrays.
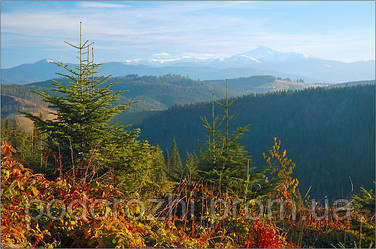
[[199, 80, 270, 198], [23, 22, 137, 181], [165, 138, 184, 181]]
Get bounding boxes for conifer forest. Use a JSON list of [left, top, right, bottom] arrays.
[[1, 2, 375, 248]]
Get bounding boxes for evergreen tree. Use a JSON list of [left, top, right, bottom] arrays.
[[1, 117, 10, 142], [22, 23, 140, 183], [199, 81, 266, 197], [165, 149, 171, 175], [350, 186, 375, 247], [167, 138, 184, 181], [9, 118, 20, 149], [152, 145, 167, 182], [184, 152, 199, 182]]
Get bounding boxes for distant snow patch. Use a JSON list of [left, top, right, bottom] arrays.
[[239, 54, 261, 63]]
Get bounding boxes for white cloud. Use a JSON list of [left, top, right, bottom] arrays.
[[1, 1, 374, 64], [153, 53, 170, 57], [150, 58, 180, 64], [76, 2, 128, 9], [182, 53, 218, 60]]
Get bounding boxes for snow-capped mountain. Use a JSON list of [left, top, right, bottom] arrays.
[[1, 46, 374, 84]]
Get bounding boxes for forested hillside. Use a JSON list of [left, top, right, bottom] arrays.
[[1, 75, 240, 126], [1, 84, 55, 132], [136, 84, 375, 199], [3, 81, 374, 198], [204, 75, 324, 93], [2, 26, 375, 248], [3, 74, 238, 110]]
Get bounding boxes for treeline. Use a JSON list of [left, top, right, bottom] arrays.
[[1, 74, 240, 118], [136, 85, 375, 199], [27, 74, 239, 111], [203, 75, 316, 93], [2, 28, 375, 248], [1, 84, 47, 118]]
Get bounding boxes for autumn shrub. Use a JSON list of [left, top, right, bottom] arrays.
[[1, 141, 211, 248]]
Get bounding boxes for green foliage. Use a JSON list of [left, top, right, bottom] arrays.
[[198, 93, 268, 198], [21, 25, 148, 184], [350, 187, 375, 247], [1, 84, 48, 119], [0, 144, 209, 248], [166, 138, 184, 181], [351, 187, 375, 218], [151, 145, 167, 182], [109, 131, 156, 194], [2, 73, 239, 116], [137, 84, 375, 198], [183, 152, 199, 182]]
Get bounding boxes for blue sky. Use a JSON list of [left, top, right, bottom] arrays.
[[1, 1, 375, 68]]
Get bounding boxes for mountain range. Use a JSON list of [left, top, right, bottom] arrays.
[[2, 46, 374, 84], [1, 74, 320, 125], [1, 74, 240, 131]]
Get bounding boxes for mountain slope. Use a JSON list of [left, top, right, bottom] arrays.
[[27, 74, 240, 110], [134, 84, 375, 198], [1, 74, 241, 123], [1, 59, 69, 84], [204, 75, 324, 93], [1, 60, 304, 85], [1, 84, 55, 131]]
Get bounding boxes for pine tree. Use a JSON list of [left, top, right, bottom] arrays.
[[8, 118, 21, 150], [350, 186, 375, 247], [167, 138, 184, 181], [152, 145, 167, 182], [165, 149, 171, 175], [199, 81, 263, 197], [184, 152, 199, 182], [22, 22, 137, 182], [1, 117, 10, 142]]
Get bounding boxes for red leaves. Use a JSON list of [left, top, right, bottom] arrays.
[[246, 220, 283, 248], [1, 141, 16, 156], [128, 226, 147, 235]]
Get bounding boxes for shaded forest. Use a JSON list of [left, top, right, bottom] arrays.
[[135, 84, 375, 199], [1, 26, 375, 248]]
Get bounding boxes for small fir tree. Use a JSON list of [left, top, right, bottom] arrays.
[[199, 81, 267, 198], [167, 138, 184, 181], [23, 22, 138, 182], [184, 152, 199, 182]]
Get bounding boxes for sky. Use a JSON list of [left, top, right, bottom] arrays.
[[1, 1, 375, 68]]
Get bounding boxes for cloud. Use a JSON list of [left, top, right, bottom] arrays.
[[76, 2, 128, 9], [153, 53, 170, 57], [1, 1, 374, 66]]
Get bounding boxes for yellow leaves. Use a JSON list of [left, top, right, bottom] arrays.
[[266, 157, 271, 166], [264, 137, 300, 200], [281, 149, 286, 158], [30, 186, 40, 197], [1, 141, 16, 156], [17, 181, 24, 191], [2, 169, 10, 181]]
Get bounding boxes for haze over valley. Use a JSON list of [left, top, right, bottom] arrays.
[[1, 2, 375, 248]]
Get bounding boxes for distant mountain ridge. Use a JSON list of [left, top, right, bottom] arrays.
[[1, 74, 240, 128], [2, 46, 374, 84], [204, 75, 325, 93]]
